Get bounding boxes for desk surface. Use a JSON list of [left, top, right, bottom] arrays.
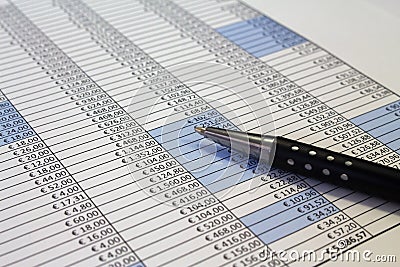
[[245, 0, 400, 93]]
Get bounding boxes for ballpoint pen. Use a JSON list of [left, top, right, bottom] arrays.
[[194, 126, 400, 202]]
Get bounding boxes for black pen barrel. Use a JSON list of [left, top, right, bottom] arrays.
[[272, 136, 400, 202], [196, 127, 400, 202]]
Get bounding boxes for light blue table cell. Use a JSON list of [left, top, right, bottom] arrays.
[[0, 130, 35, 146], [256, 204, 339, 244], [247, 40, 282, 54], [240, 35, 276, 50], [369, 119, 399, 138], [256, 215, 308, 244], [151, 133, 162, 144], [0, 117, 26, 131], [351, 100, 400, 125], [0, 108, 15, 116], [239, 28, 289, 44], [219, 23, 257, 37], [0, 113, 22, 124], [149, 111, 223, 138], [253, 21, 290, 31], [154, 126, 194, 144], [171, 137, 231, 168], [0, 118, 16, 129], [150, 122, 207, 144], [252, 19, 280, 28], [196, 164, 235, 186], [386, 138, 400, 151], [235, 32, 266, 46], [175, 132, 218, 152], [158, 122, 231, 152], [193, 158, 233, 183], [251, 21, 283, 33], [149, 127, 164, 140], [282, 37, 306, 47], [236, 16, 275, 30], [149, 115, 197, 137], [241, 189, 318, 226], [149, 112, 236, 169], [217, 20, 252, 34], [159, 136, 200, 152], [217, 15, 305, 58], [155, 129, 199, 150], [224, 27, 264, 42], [0, 108, 17, 118], [248, 197, 336, 235], [378, 127, 400, 143], [168, 135, 210, 156], [252, 44, 286, 58], [256, 24, 283, 34], [0, 101, 12, 109], [356, 113, 398, 132], [250, 16, 273, 23], [149, 121, 191, 140], [0, 124, 30, 137], [268, 27, 292, 36], [276, 34, 303, 45], [179, 149, 222, 170], [270, 35, 300, 46], [198, 164, 257, 190], [248, 16, 277, 27], [192, 145, 231, 169], [196, 156, 253, 186], [206, 168, 264, 193], [246, 33, 302, 52]]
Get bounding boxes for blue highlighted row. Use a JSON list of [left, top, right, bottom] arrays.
[[351, 100, 400, 153], [242, 188, 339, 244], [149, 110, 269, 193], [0, 100, 35, 146], [217, 16, 305, 58]]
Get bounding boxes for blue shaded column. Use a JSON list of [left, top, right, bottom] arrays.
[[351, 100, 400, 153], [241, 189, 339, 244], [0, 94, 35, 146], [217, 16, 305, 58], [148, 109, 269, 193]]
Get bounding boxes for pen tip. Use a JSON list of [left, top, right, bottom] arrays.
[[194, 126, 206, 135]]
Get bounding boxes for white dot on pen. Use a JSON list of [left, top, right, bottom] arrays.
[[340, 174, 349, 181], [287, 159, 295, 165], [304, 164, 312, 170], [322, 169, 330, 175], [309, 150, 317, 156]]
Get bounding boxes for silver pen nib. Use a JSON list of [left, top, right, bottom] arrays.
[[193, 126, 276, 166]]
